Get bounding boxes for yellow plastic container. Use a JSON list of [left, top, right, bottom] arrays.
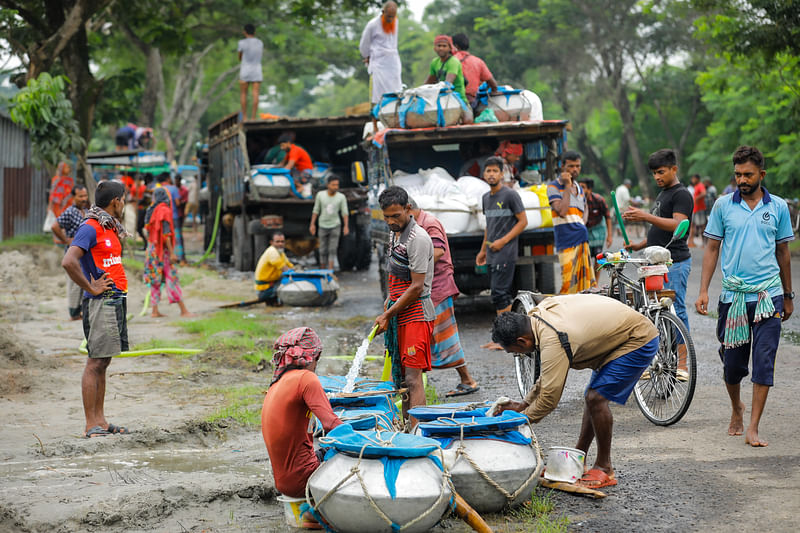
[[277, 494, 305, 528], [529, 184, 553, 227]]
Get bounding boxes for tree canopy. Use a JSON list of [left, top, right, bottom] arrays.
[[0, 0, 797, 198]]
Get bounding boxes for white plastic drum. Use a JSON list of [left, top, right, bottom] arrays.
[[522, 90, 544, 121], [518, 189, 543, 230]]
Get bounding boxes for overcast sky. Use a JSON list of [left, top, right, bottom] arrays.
[[405, 0, 433, 21]]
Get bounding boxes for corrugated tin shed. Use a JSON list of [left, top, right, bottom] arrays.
[[0, 112, 49, 240]]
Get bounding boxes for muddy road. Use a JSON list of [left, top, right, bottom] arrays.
[[1, 230, 799, 532]]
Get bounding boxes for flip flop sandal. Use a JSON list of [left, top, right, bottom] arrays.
[[576, 468, 618, 489], [445, 383, 480, 397], [107, 423, 132, 435], [85, 426, 111, 438]]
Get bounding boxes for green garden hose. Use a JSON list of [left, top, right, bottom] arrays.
[[78, 338, 201, 357], [196, 196, 223, 264]]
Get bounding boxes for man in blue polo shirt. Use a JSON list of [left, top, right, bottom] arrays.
[[695, 145, 793, 448]]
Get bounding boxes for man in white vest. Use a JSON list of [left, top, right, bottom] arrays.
[[359, 1, 402, 112]]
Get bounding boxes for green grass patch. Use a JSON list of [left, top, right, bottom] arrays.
[[509, 489, 569, 533], [178, 310, 274, 365], [205, 385, 265, 426], [782, 330, 800, 346], [123, 256, 144, 274], [789, 239, 800, 253], [425, 380, 438, 405], [132, 337, 193, 351], [0, 233, 52, 248]]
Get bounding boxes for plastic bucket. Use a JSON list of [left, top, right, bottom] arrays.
[[544, 446, 585, 483], [276, 494, 305, 528]]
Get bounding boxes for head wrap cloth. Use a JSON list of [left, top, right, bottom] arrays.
[[434, 35, 454, 52], [271, 327, 323, 384], [498, 141, 523, 158]]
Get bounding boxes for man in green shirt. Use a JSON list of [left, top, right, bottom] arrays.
[[309, 175, 349, 270], [424, 34, 467, 105]]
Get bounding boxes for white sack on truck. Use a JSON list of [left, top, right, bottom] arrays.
[[398, 82, 469, 129]]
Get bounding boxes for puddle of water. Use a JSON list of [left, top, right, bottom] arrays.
[[3, 448, 267, 478]]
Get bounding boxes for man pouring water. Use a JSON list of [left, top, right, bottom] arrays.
[[373, 187, 435, 429]]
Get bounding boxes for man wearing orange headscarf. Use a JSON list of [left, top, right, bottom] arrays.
[[495, 141, 523, 185], [359, 1, 402, 106]]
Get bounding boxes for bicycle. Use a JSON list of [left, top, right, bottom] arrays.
[[512, 227, 697, 426]]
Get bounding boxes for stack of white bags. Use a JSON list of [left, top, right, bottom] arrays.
[[390, 168, 544, 235]]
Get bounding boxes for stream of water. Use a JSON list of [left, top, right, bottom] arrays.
[[342, 337, 372, 393]]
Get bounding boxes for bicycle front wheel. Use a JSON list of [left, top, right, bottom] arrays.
[[633, 310, 697, 426]]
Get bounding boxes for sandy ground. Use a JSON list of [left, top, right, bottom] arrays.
[[1, 228, 799, 532]]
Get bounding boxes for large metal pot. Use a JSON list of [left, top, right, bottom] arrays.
[[445, 437, 542, 512], [308, 452, 451, 533]]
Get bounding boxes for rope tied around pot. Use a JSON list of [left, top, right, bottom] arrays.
[[305, 439, 451, 532], [451, 419, 544, 504]]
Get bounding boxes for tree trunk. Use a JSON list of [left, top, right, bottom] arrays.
[[614, 86, 651, 199], [59, 18, 102, 188], [138, 47, 163, 127]]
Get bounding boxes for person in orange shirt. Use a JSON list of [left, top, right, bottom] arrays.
[[61, 181, 132, 438], [279, 133, 313, 191], [261, 328, 341, 513]]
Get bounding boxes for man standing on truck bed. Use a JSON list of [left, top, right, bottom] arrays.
[[237, 24, 263, 121], [548, 151, 595, 293], [476, 156, 527, 350], [309, 175, 349, 271], [374, 186, 435, 429], [359, 2, 402, 110]]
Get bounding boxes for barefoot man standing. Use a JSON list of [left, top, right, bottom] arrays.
[[695, 145, 794, 447]]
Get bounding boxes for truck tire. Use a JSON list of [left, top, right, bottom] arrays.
[[337, 231, 357, 271], [355, 224, 372, 271], [536, 262, 557, 294], [377, 246, 388, 301], [233, 215, 254, 271], [253, 233, 268, 261]]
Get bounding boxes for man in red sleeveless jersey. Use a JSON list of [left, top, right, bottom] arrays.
[[374, 187, 435, 428], [62, 181, 132, 438]]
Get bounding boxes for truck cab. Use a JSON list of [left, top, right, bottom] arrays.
[[206, 113, 372, 271], [365, 120, 569, 299]]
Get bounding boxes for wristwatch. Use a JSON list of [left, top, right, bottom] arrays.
[[784, 291, 795, 300]]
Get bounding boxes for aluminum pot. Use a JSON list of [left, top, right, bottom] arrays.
[[446, 437, 542, 513], [308, 452, 451, 533]]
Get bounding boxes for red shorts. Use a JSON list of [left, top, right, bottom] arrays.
[[398, 320, 433, 371]]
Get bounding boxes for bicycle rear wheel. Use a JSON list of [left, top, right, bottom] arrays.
[[514, 352, 540, 399], [633, 310, 696, 426], [512, 292, 540, 397]]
